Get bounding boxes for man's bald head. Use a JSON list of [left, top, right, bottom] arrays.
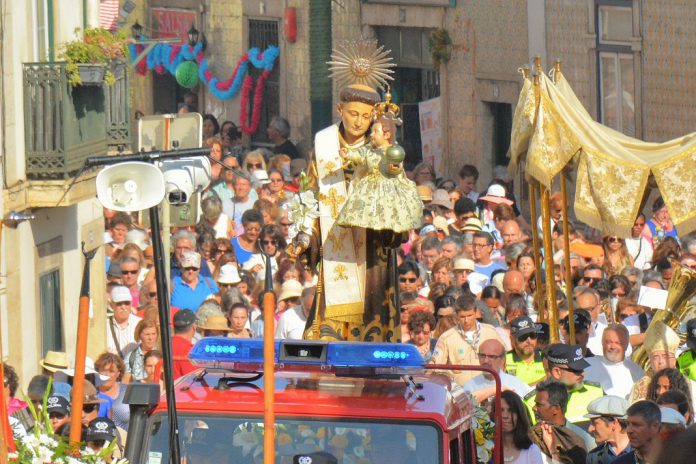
[[501, 220, 522, 246], [503, 270, 525, 295], [478, 338, 507, 376]]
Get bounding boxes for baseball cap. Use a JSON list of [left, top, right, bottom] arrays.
[[419, 224, 437, 236], [452, 258, 475, 272], [686, 318, 696, 349], [46, 395, 70, 416], [125, 228, 150, 251], [173, 309, 197, 330], [86, 417, 117, 442], [584, 395, 629, 419], [110, 286, 132, 304], [561, 312, 591, 331], [293, 452, 338, 464], [279, 279, 303, 302], [181, 251, 202, 269], [430, 189, 454, 210], [660, 407, 686, 425], [545, 343, 590, 371], [535, 322, 550, 341], [509, 316, 537, 339], [217, 263, 241, 284], [479, 184, 514, 206]]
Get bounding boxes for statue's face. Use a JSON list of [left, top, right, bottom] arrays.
[[337, 101, 374, 142]]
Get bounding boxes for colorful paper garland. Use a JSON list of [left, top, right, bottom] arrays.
[[129, 41, 279, 134]]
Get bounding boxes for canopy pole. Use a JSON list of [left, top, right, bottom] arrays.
[[528, 182, 545, 321], [263, 250, 276, 464], [560, 175, 575, 343], [540, 185, 559, 342]]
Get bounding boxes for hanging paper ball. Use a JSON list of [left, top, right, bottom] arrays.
[[175, 61, 199, 88]]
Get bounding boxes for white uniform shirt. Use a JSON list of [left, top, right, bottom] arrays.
[[584, 355, 644, 399], [463, 370, 532, 398]]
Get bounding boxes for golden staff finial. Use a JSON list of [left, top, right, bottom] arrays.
[[534, 55, 543, 75]]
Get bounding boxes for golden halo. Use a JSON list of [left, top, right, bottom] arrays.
[[328, 40, 396, 90]]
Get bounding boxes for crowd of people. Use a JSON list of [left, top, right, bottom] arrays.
[[4, 108, 696, 464]]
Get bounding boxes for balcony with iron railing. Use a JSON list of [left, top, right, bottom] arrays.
[[10, 61, 131, 209]]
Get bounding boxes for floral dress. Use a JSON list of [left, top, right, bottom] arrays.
[[336, 146, 423, 233]]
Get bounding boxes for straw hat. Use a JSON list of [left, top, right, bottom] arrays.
[[417, 185, 433, 202], [40, 351, 70, 373], [430, 189, 454, 210], [453, 258, 475, 271], [461, 218, 483, 232], [279, 279, 303, 302], [198, 315, 233, 332]]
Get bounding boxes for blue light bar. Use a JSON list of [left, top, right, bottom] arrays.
[[327, 342, 424, 368], [188, 337, 277, 370], [188, 338, 424, 371]]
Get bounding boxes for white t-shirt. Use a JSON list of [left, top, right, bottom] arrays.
[[625, 236, 654, 270], [513, 444, 543, 464], [583, 355, 644, 399], [463, 371, 532, 398], [587, 320, 607, 356], [275, 305, 307, 340]]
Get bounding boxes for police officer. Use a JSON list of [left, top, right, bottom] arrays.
[[506, 316, 546, 385], [677, 318, 696, 381], [524, 343, 604, 425]]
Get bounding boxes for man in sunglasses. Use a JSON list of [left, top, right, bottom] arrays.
[[46, 394, 71, 436], [397, 261, 422, 294], [524, 343, 603, 427], [575, 287, 607, 356], [506, 316, 546, 385]]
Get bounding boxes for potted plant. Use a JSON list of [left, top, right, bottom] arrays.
[[59, 27, 130, 86]]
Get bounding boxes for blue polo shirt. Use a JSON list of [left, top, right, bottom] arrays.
[[170, 275, 219, 312], [475, 261, 506, 280]]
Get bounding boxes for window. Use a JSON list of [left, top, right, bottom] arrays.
[[595, 1, 637, 136], [248, 19, 280, 145], [34, 0, 54, 61], [39, 269, 63, 353]]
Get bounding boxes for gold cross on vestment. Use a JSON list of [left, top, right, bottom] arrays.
[[319, 187, 345, 219]]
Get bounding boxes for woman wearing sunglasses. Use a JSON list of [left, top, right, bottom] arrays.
[[603, 236, 634, 276], [243, 224, 286, 282], [242, 150, 267, 174]]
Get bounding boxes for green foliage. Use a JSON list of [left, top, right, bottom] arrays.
[[428, 28, 452, 70], [59, 27, 130, 86]]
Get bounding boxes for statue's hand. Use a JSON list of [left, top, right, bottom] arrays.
[[386, 163, 403, 176]]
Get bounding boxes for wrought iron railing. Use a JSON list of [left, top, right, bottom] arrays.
[[23, 61, 130, 180]]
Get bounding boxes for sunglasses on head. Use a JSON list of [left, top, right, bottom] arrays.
[[399, 277, 417, 283]]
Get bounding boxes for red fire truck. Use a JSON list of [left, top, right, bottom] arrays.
[[123, 338, 500, 463]]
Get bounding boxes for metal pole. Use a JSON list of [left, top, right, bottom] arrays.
[[540, 186, 559, 343], [68, 243, 97, 446], [262, 246, 276, 464], [0, 224, 12, 461], [560, 175, 575, 343], [528, 182, 545, 321], [149, 206, 181, 464]]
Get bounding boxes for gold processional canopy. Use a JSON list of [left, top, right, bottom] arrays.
[[508, 63, 696, 237]]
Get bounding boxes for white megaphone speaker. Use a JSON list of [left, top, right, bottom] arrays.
[[96, 162, 166, 212], [158, 157, 211, 205]]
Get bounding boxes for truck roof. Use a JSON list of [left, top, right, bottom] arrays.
[[159, 368, 473, 430]]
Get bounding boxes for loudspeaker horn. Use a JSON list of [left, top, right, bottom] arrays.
[[96, 162, 166, 212]]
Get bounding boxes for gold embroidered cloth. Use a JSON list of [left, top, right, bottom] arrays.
[[510, 72, 696, 236]]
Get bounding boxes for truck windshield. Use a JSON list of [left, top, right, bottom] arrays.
[[145, 413, 442, 463]]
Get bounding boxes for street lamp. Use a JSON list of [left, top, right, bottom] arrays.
[[188, 24, 199, 47], [131, 20, 143, 40]]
